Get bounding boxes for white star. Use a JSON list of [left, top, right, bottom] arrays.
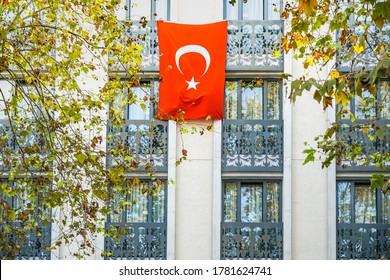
[[186, 77, 200, 90]]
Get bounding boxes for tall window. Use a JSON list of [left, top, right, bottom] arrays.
[[221, 180, 283, 259], [0, 180, 52, 260], [111, 81, 158, 121], [224, 0, 281, 20], [104, 180, 167, 259], [222, 80, 283, 171], [107, 81, 168, 171], [225, 80, 281, 120], [337, 181, 390, 259], [126, 0, 170, 20], [336, 80, 390, 170], [339, 81, 390, 120]]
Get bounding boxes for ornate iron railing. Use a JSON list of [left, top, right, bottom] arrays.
[[337, 223, 390, 260], [336, 24, 390, 72], [336, 119, 390, 171], [221, 222, 283, 260], [107, 120, 168, 172], [109, 20, 284, 72], [222, 120, 283, 171], [104, 222, 167, 260], [0, 120, 47, 171], [0, 223, 52, 260], [226, 20, 283, 71]]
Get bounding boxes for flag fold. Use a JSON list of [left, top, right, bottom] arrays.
[[156, 21, 228, 120]]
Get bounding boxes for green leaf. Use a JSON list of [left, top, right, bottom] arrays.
[[75, 153, 87, 164]]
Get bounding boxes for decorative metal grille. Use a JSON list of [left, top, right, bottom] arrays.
[[222, 120, 283, 171], [109, 20, 284, 72], [226, 20, 284, 71], [0, 121, 47, 170], [104, 222, 166, 260], [107, 120, 168, 172], [337, 224, 390, 260], [221, 222, 283, 260], [0, 223, 52, 260], [336, 120, 390, 171]]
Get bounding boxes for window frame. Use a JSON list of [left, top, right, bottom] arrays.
[[126, 0, 171, 21], [223, 0, 282, 20], [107, 179, 167, 224], [337, 180, 389, 224], [224, 79, 283, 121], [222, 179, 282, 223]]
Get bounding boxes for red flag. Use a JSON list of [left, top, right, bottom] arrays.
[[156, 21, 227, 120]]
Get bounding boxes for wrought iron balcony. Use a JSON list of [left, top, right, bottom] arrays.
[[0, 223, 52, 260], [337, 223, 390, 260], [222, 120, 283, 172], [106, 120, 168, 172], [104, 222, 166, 260], [109, 20, 284, 72], [336, 119, 390, 171], [336, 24, 390, 72], [221, 222, 283, 260], [0, 120, 47, 171]]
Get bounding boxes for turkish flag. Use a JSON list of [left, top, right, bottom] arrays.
[[156, 21, 228, 120]]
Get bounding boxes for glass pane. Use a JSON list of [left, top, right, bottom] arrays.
[[129, 0, 152, 20], [242, 86, 263, 120], [379, 80, 390, 119], [225, 82, 238, 119], [267, 81, 280, 120], [355, 90, 376, 119], [266, 182, 280, 222], [128, 85, 151, 120], [337, 181, 352, 223], [266, 0, 281, 20], [111, 90, 126, 119], [355, 185, 376, 224], [225, 0, 239, 20], [0, 79, 14, 119], [241, 183, 262, 222], [243, 0, 263, 20], [155, 0, 169, 20], [152, 185, 165, 223], [223, 182, 237, 222], [110, 191, 125, 222], [382, 191, 390, 223], [18, 84, 37, 119], [127, 182, 148, 222]]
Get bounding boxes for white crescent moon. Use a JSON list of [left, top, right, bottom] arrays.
[[175, 45, 211, 77]]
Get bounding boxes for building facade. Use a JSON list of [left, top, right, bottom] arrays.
[[1, 0, 389, 260]]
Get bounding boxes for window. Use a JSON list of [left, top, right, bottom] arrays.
[[225, 80, 281, 120], [111, 81, 158, 121], [221, 180, 283, 259], [0, 80, 47, 169], [336, 80, 390, 170], [339, 81, 390, 121], [337, 181, 390, 259], [104, 180, 167, 259], [224, 0, 281, 20], [126, 0, 170, 20], [222, 80, 283, 171], [107, 81, 168, 171], [0, 180, 52, 260]]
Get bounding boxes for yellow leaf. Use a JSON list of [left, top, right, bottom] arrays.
[[330, 70, 340, 79], [362, 126, 368, 134], [273, 50, 282, 57], [353, 44, 364, 54], [335, 91, 349, 108], [303, 57, 314, 68]]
